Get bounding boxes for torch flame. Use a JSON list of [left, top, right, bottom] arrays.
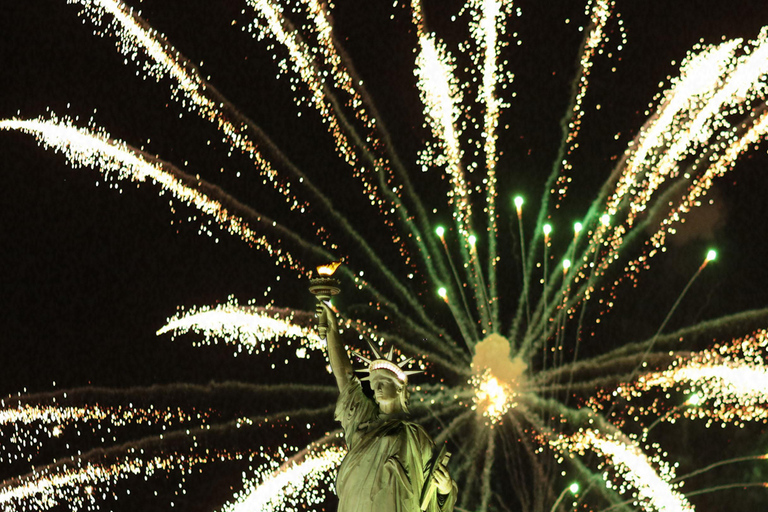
[[316, 261, 341, 276]]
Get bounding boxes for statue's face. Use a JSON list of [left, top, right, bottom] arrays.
[[370, 371, 400, 405]]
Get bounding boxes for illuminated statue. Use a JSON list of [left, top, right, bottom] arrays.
[[316, 301, 457, 512]]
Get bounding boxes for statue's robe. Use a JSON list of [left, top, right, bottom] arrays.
[[335, 377, 457, 512]]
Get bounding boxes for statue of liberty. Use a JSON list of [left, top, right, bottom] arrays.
[[315, 298, 457, 512]]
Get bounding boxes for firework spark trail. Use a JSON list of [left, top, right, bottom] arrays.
[[606, 40, 743, 216], [157, 300, 324, 355], [553, 430, 694, 512], [155, 273, 466, 374], [514, 213, 602, 356], [346, 275, 471, 368], [672, 454, 768, 483], [6, 383, 337, 411], [456, 420, 487, 509], [519, 0, 619, 331], [410, 0, 482, 340], [0, 116, 346, 273], [66, 0, 305, 206], [534, 352, 676, 395], [567, 455, 629, 511], [526, 396, 666, 510], [643, 106, 768, 257], [618, 330, 768, 426], [411, 2, 471, 237], [299, 0, 357, 99], [518, 251, 592, 358], [542, 307, 768, 397], [220, 434, 344, 512], [510, 405, 562, 510], [0, 403, 206, 466], [635, 31, 768, 200], [537, 248, 711, 393], [0, 403, 207, 439], [497, 419, 531, 510], [0, 405, 115, 426], [655, 39, 768, 166], [464, 0, 515, 328], [0, 450, 247, 511], [479, 428, 496, 510], [571, 308, 768, 370], [70, 0, 208, 107], [288, 0, 390, 156], [553, 0, 618, 201], [503, 416, 538, 508], [244, 0, 360, 170], [468, 236, 494, 332]]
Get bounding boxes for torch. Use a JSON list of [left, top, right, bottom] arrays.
[[309, 261, 341, 339]]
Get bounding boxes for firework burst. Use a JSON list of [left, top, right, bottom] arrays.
[[2, 1, 768, 511]]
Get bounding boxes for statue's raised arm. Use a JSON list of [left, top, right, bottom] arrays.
[[316, 301, 354, 391]]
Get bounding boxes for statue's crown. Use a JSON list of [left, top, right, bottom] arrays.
[[352, 341, 422, 384]]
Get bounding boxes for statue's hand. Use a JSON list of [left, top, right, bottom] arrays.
[[434, 461, 453, 495], [316, 300, 338, 335]]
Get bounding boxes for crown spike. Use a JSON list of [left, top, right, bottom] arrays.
[[366, 339, 384, 360], [397, 357, 414, 368], [386, 346, 395, 361], [351, 351, 372, 365]]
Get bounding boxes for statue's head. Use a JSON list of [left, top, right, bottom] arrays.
[[370, 367, 411, 413], [354, 341, 420, 414]]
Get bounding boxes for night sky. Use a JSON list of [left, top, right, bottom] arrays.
[[1, 1, 768, 510]]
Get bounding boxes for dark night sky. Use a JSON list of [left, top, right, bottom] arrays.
[[1, 1, 768, 510]]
